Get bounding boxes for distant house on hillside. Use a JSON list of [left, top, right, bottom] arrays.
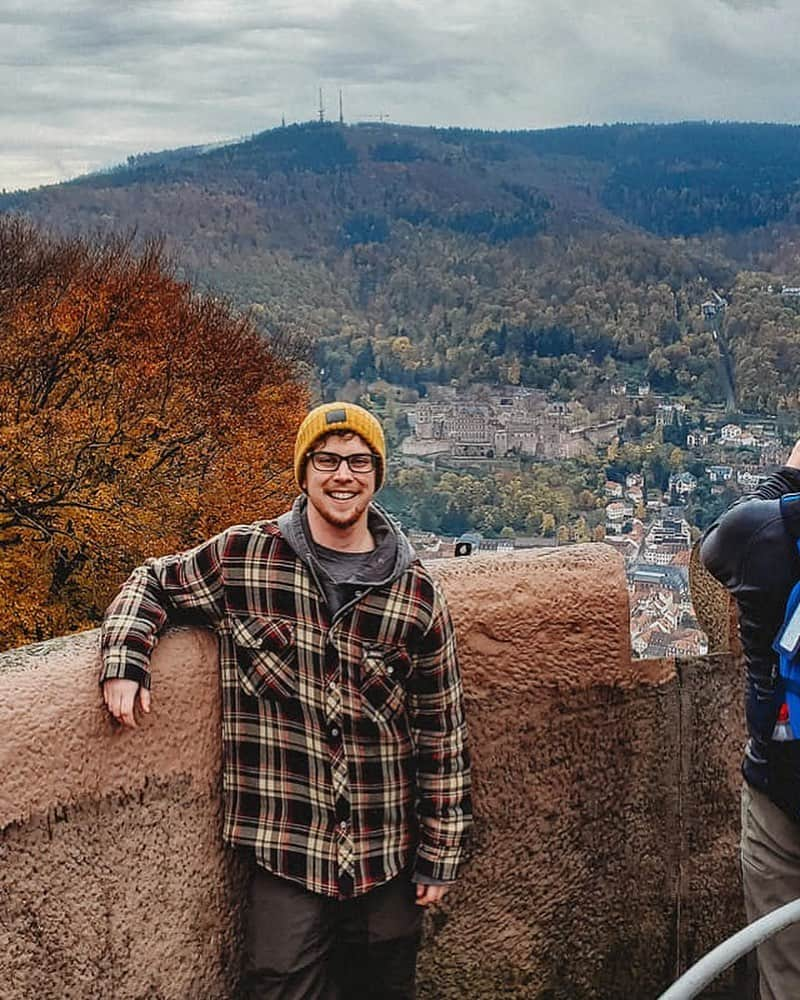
[[702, 290, 727, 320], [642, 543, 686, 566], [706, 465, 734, 483], [606, 500, 634, 522], [702, 301, 726, 319], [669, 472, 697, 497], [721, 423, 757, 447], [656, 403, 686, 428], [646, 490, 665, 512], [647, 517, 692, 547], [720, 423, 741, 443], [630, 564, 688, 595], [737, 469, 768, 491]]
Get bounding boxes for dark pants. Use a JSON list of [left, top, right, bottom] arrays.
[[741, 782, 800, 1000], [243, 867, 424, 1000]]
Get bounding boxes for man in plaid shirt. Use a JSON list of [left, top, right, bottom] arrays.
[[101, 401, 472, 999]]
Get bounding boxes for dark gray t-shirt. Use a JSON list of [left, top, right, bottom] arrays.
[[311, 542, 388, 617], [299, 505, 399, 618]]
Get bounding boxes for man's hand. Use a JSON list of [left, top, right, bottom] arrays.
[[415, 884, 449, 907], [786, 439, 800, 470], [103, 678, 151, 729]]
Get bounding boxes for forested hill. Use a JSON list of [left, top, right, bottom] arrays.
[[5, 120, 800, 411]]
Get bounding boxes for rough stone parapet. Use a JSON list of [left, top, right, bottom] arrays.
[[0, 546, 746, 999]]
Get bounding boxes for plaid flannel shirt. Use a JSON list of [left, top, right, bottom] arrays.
[[100, 518, 472, 898]]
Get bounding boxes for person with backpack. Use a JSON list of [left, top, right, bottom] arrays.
[[701, 439, 800, 1000]]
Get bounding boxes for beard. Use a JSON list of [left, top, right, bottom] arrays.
[[308, 491, 370, 531]]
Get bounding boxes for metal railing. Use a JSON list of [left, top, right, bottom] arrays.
[[657, 898, 800, 999]]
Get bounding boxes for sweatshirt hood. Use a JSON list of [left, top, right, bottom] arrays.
[[276, 495, 416, 587]]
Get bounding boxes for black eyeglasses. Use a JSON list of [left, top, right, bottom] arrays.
[[308, 451, 378, 474]]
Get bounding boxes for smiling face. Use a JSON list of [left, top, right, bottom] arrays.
[[302, 431, 377, 548]]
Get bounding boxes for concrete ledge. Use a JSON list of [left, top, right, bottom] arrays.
[[1, 628, 221, 826], [0, 545, 746, 998]]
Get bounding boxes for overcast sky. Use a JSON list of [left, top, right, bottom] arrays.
[[2, 0, 798, 192]]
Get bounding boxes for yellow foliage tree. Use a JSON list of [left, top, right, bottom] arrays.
[[0, 218, 308, 649]]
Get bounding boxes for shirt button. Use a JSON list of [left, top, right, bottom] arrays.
[[355, 590, 363, 597], [339, 821, 348, 832], [330, 727, 340, 737], [328, 680, 337, 691], [386, 666, 394, 676]]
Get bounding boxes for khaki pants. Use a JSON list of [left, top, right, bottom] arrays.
[[741, 782, 800, 1000], [242, 866, 424, 1000]]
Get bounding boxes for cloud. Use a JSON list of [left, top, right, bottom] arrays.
[[718, 0, 779, 9], [2, 0, 800, 190]]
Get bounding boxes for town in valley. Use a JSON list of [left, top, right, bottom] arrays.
[[368, 376, 791, 659]]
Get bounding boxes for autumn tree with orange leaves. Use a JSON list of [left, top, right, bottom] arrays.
[[0, 217, 308, 650]]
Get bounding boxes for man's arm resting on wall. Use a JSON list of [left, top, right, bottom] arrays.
[[408, 580, 472, 886], [100, 530, 230, 728]]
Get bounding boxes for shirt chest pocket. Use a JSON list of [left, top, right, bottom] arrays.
[[229, 615, 296, 701], [360, 646, 411, 725]]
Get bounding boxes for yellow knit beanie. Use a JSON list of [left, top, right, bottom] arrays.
[[294, 402, 386, 490]]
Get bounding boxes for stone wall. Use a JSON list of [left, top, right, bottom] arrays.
[[0, 545, 747, 999]]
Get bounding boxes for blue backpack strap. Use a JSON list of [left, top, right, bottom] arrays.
[[781, 494, 800, 538], [774, 535, 800, 723]]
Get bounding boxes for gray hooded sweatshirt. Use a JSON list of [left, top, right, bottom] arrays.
[[276, 495, 417, 619]]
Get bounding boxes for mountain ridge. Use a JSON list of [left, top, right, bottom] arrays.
[[4, 120, 800, 412]]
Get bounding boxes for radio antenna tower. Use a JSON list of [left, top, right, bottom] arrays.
[[318, 88, 325, 123], [339, 89, 344, 125]]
